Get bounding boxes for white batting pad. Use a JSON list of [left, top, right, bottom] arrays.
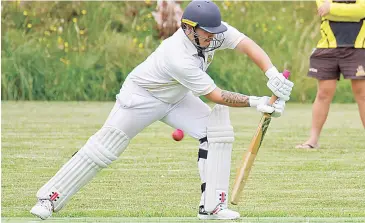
[[204, 105, 234, 212], [37, 127, 130, 212]]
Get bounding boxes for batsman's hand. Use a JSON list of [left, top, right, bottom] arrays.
[[249, 96, 286, 118], [265, 67, 294, 101]]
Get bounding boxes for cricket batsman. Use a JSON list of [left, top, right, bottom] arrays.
[[31, 1, 294, 220]]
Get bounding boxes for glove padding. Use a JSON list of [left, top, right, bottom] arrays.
[[265, 67, 294, 101], [249, 96, 285, 118]]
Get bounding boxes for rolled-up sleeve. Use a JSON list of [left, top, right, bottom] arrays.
[[219, 21, 247, 50]]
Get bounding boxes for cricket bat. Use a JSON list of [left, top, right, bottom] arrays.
[[230, 70, 290, 205]]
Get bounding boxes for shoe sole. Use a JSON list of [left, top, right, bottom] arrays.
[[197, 214, 239, 220], [30, 212, 46, 220]]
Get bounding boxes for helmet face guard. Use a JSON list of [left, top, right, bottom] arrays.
[[194, 32, 225, 52], [183, 24, 225, 52]]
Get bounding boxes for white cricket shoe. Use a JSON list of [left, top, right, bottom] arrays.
[[197, 205, 240, 220], [30, 199, 53, 220]]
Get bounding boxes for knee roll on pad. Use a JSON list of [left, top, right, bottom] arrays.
[[36, 127, 130, 212]]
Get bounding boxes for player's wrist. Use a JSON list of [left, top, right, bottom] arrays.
[[249, 96, 261, 107], [265, 66, 279, 79]]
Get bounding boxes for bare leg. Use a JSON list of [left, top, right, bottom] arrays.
[[297, 80, 337, 148], [351, 79, 365, 128]]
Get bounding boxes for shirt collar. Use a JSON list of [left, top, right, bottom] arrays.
[[176, 28, 199, 56]]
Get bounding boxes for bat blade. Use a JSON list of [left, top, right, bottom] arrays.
[[231, 70, 291, 205], [230, 114, 272, 205], [230, 152, 257, 205]]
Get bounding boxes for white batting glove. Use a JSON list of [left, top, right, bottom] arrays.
[[269, 98, 286, 118], [265, 67, 294, 101], [249, 96, 286, 118]]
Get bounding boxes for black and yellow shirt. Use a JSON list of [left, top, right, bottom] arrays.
[[316, 0, 365, 48]]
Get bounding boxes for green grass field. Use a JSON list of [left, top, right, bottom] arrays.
[[1, 102, 365, 222]]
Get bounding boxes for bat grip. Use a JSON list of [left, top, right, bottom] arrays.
[[268, 95, 278, 105], [268, 69, 291, 106]]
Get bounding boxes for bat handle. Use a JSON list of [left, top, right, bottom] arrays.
[[268, 70, 291, 105]]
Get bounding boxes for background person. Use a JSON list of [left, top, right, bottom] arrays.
[[296, 0, 365, 149]]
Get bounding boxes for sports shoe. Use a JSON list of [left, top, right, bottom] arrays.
[[197, 204, 240, 220], [30, 199, 53, 220]]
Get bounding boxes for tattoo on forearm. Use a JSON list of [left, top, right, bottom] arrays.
[[221, 90, 250, 107]]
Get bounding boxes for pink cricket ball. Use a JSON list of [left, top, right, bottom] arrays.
[[172, 129, 184, 141]]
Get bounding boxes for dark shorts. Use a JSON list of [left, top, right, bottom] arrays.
[[308, 48, 365, 80]]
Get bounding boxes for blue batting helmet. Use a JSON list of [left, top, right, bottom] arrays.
[[182, 1, 227, 34]]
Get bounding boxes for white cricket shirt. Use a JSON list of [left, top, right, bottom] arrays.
[[124, 21, 246, 104]]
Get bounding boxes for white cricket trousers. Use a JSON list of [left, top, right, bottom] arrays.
[[104, 80, 212, 140], [105, 80, 211, 207]]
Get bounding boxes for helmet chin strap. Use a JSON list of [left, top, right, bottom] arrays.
[[193, 27, 205, 60]]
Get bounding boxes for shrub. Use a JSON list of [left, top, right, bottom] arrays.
[[1, 1, 354, 102]]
